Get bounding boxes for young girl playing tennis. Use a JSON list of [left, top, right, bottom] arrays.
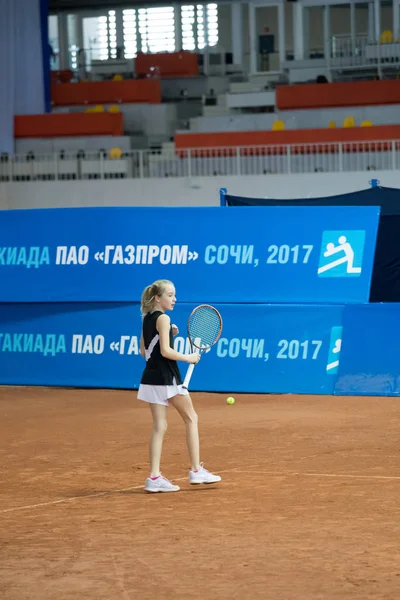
[[138, 279, 221, 493]]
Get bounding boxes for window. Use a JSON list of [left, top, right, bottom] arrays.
[[138, 7, 175, 53], [108, 10, 117, 59], [48, 15, 59, 54], [181, 5, 196, 51], [121, 4, 219, 57], [123, 6, 176, 55], [83, 11, 117, 61], [207, 3, 219, 47], [97, 16, 109, 60], [70, 45, 78, 70], [181, 3, 219, 51], [123, 10, 137, 59]]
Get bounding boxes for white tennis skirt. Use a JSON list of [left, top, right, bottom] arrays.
[[137, 378, 189, 406]]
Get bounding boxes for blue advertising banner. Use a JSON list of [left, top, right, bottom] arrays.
[[334, 304, 400, 396], [0, 302, 343, 394], [0, 205, 379, 303]]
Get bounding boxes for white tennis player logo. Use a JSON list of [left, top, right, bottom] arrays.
[[326, 326, 343, 375], [318, 230, 365, 278], [326, 338, 341, 372]]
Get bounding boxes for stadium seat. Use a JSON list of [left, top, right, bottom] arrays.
[[108, 105, 120, 113], [272, 119, 285, 131], [85, 105, 105, 114], [361, 120, 373, 127], [109, 147, 123, 159], [380, 30, 393, 44], [342, 116, 355, 128], [328, 120, 336, 128]]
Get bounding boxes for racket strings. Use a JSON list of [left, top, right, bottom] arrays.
[[188, 307, 221, 348]]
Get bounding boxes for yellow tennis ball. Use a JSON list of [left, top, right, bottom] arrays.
[[226, 396, 235, 405]]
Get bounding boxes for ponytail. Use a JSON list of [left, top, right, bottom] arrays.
[[140, 279, 173, 317]]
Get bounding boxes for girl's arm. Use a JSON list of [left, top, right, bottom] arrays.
[[140, 333, 145, 358], [157, 314, 198, 364]]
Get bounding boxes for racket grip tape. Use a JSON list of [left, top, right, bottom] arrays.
[[182, 362, 195, 390]]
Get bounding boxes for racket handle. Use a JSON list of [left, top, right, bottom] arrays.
[[182, 363, 195, 390]]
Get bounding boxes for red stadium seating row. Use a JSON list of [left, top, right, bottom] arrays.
[[135, 51, 198, 77], [276, 79, 400, 110], [175, 124, 400, 152], [15, 113, 123, 138], [51, 80, 161, 106]]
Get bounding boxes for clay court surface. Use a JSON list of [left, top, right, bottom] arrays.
[[1, 387, 400, 600]]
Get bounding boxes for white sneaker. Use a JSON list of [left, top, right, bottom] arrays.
[[145, 475, 180, 493], [189, 462, 221, 485]]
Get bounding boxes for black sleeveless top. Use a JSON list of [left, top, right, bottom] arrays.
[[140, 311, 182, 385]]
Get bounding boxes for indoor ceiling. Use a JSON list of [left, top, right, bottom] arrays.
[[50, 0, 221, 11], [49, 0, 392, 13]]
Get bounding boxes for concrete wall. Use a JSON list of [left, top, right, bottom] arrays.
[[189, 105, 400, 133], [0, 169, 394, 210], [15, 136, 131, 155]]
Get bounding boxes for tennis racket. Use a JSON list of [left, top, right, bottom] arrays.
[[182, 304, 223, 390]]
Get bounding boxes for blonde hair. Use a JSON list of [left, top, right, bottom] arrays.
[[140, 280, 173, 317]]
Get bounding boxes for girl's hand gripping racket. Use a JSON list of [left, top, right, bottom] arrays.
[[182, 304, 223, 390]]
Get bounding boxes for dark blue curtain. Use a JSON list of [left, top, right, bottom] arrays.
[[0, 0, 47, 154], [225, 186, 400, 303]]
